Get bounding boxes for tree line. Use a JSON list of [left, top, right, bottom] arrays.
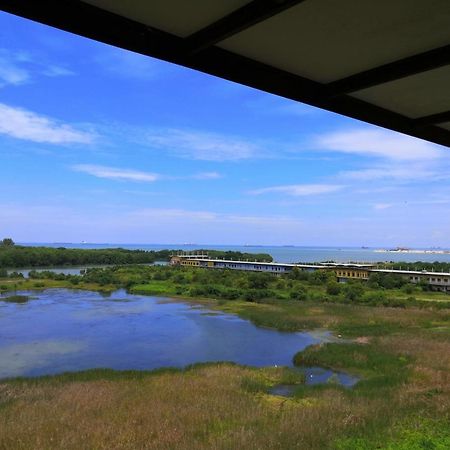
[[0, 239, 272, 268], [9, 264, 445, 309]]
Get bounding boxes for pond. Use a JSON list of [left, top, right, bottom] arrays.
[[0, 289, 358, 386]]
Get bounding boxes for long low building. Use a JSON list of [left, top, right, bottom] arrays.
[[170, 255, 450, 292]]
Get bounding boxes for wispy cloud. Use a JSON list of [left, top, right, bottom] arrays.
[[144, 128, 261, 161], [373, 199, 450, 211], [96, 48, 168, 80], [0, 50, 29, 86], [249, 184, 344, 196], [42, 65, 75, 77], [338, 165, 442, 182], [128, 208, 303, 227], [191, 171, 222, 180], [72, 165, 160, 182], [72, 164, 223, 183], [0, 103, 94, 144], [373, 203, 395, 210], [316, 128, 444, 161], [0, 48, 73, 87]]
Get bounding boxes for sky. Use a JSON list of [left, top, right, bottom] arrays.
[[0, 12, 449, 247]]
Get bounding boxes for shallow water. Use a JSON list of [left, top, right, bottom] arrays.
[[0, 288, 340, 380], [268, 367, 359, 397]]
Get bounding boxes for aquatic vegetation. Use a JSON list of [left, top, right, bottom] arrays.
[[0, 295, 30, 303]]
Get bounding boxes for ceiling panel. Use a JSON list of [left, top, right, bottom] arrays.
[[83, 0, 250, 37], [219, 0, 450, 83], [351, 66, 450, 119]]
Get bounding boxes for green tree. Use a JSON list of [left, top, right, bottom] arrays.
[[1, 238, 14, 247]]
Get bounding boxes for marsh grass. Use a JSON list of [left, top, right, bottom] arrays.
[[0, 364, 350, 450], [0, 295, 30, 303]]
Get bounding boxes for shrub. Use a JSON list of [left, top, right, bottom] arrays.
[[203, 285, 222, 297], [288, 268, 310, 281], [247, 273, 272, 289], [190, 286, 207, 297], [290, 287, 307, 301], [388, 297, 408, 308], [326, 281, 341, 296], [402, 284, 415, 294], [221, 288, 241, 300], [8, 272, 24, 279], [344, 283, 365, 301], [361, 291, 386, 305], [174, 286, 187, 295], [243, 289, 271, 302]]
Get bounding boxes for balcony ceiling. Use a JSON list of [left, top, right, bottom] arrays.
[[1, 0, 449, 147]]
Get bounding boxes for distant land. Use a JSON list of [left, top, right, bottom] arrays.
[[375, 247, 450, 255], [14, 243, 450, 264]]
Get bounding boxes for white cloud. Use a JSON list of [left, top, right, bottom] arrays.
[[192, 171, 222, 180], [71, 165, 223, 183], [0, 49, 74, 87], [373, 199, 450, 211], [373, 203, 394, 210], [338, 166, 439, 182], [145, 129, 261, 161], [72, 165, 159, 182], [249, 184, 344, 196], [0, 103, 94, 144], [42, 65, 75, 77], [0, 52, 29, 86], [316, 128, 444, 161]]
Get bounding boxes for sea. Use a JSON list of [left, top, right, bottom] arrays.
[[19, 243, 450, 264]]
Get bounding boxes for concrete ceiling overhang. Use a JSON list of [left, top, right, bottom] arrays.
[[1, 0, 449, 147]]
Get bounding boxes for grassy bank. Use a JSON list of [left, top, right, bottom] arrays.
[[0, 277, 117, 294]]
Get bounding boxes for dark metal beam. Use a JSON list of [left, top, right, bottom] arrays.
[[414, 110, 450, 126], [325, 45, 450, 97], [184, 0, 306, 55], [1, 0, 449, 148]]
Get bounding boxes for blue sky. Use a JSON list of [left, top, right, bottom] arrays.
[[1, 12, 449, 247]]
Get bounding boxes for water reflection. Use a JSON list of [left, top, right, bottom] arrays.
[[0, 289, 316, 378], [0, 289, 357, 387]]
